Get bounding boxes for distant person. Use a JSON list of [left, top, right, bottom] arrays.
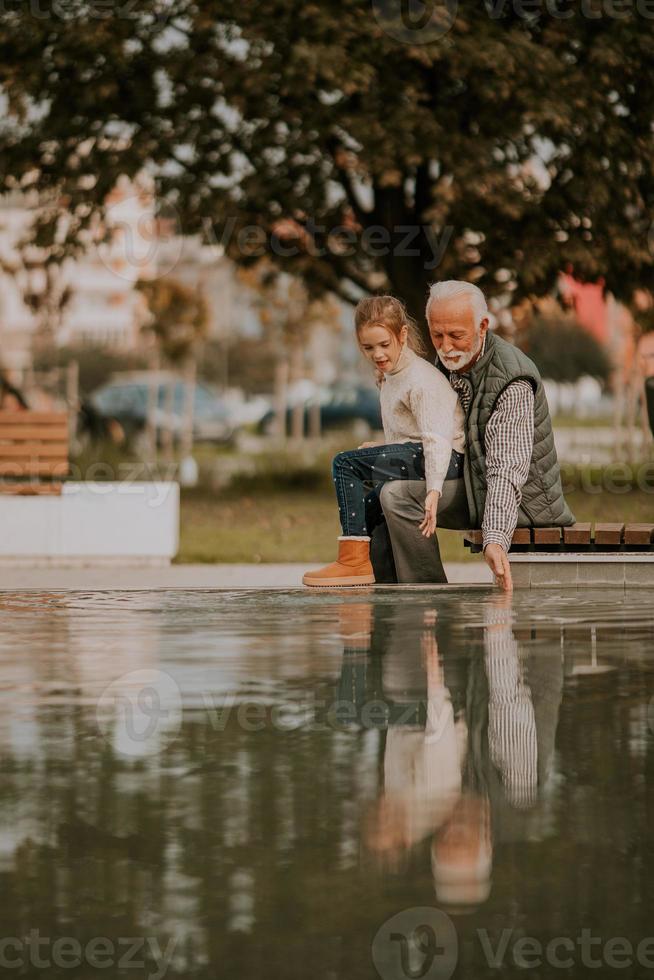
[[636, 327, 654, 438], [302, 295, 465, 587]]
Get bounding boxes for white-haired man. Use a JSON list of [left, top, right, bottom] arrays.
[[374, 281, 575, 591]]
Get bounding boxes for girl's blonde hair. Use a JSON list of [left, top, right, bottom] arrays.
[[354, 295, 427, 357]]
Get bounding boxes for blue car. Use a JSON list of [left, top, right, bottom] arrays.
[[90, 374, 234, 443], [258, 383, 382, 436]]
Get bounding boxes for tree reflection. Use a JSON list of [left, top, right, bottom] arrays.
[[0, 591, 652, 979]]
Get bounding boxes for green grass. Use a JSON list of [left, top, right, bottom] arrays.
[[551, 414, 613, 428], [71, 442, 654, 563], [178, 486, 472, 564], [178, 464, 654, 564]]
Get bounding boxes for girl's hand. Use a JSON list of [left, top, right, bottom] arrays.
[[358, 441, 380, 449], [419, 489, 440, 537]]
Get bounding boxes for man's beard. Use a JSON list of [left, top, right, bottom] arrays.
[[436, 331, 483, 372]]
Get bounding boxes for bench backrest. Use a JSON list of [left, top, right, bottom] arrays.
[[0, 411, 69, 495]]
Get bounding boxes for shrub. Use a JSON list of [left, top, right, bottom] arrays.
[[516, 315, 612, 384]]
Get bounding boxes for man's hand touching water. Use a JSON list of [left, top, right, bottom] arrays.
[[484, 543, 513, 592]]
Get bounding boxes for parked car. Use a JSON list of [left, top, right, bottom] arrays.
[[89, 373, 234, 444], [257, 383, 382, 436]]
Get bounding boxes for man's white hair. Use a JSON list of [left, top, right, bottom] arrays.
[[425, 280, 489, 328]]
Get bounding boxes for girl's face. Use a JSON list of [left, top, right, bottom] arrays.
[[358, 323, 408, 374]]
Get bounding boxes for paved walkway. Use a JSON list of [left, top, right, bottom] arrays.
[[0, 562, 492, 590]]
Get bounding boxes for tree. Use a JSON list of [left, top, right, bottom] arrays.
[[1, 1, 653, 347], [516, 311, 611, 384], [200, 336, 277, 394], [33, 343, 148, 396], [137, 276, 209, 459], [238, 261, 341, 437], [137, 276, 209, 365]]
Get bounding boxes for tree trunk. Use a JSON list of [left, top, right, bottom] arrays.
[[145, 349, 159, 460], [273, 357, 289, 439], [161, 376, 176, 461], [289, 344, 305, 440], [66, 360, 79, 447], [375, 186, 439, 357], [180, 356, 196, 460]]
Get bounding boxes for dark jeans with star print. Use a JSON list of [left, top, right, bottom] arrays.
[[332, 442, 464, 537]]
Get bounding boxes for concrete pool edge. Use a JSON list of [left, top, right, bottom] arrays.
[[0, 559, 652, 590], [0, 562, 493, 591]]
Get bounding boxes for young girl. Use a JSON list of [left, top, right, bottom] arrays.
[[303, 295, 465, 587]]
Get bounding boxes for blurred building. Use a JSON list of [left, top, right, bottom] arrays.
[[558, 271, 609, 346], [0, 175, 160, 368], [0, 191, 39, 372], [0, 178, 355, 393]]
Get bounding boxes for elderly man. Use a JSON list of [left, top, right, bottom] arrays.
[[373, 281, 575, 591]]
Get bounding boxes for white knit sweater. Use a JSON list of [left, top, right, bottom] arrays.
[[378, 345, 466, 494]]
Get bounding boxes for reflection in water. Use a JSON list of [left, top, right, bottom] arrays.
[[354, 598, 552, 913], [0, 589, 652, 978]]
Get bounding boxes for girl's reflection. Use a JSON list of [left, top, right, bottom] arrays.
[[367, 612, 464, 860]]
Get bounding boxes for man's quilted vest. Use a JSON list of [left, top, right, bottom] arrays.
[[456, 332, 575, 529]]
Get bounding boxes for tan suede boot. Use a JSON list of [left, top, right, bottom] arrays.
[[302, 537, 375, 587]]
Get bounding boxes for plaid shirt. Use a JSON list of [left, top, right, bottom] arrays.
[[484, 603, 537, 808], [448, 337, 535, 554]]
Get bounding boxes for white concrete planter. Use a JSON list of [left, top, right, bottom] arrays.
[[0, 482, 179, 565]]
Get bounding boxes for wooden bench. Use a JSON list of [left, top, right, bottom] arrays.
[[463, 523, 654, 553], [0, 411, 69, 495], [0, 411, 179, 564], [463, 523, 654, 588]]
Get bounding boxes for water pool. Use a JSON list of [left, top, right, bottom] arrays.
[[0, 587, 652, 980]]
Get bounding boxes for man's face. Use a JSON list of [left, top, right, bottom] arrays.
[[428, 297, 488, 372]]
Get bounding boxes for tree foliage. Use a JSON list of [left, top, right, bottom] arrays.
[[33, 342, 148, 395], [517, 312, 612, 383], [137, 276, 210, 363], [1, 0, 653, 341]]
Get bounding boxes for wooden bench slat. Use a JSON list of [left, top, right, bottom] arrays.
[[624, 523, 654, 545], [0, 411, 70, 495], [0, 442, 68, 459], [0, 461, 69, 477], [0, 411, 68, 424], [594, 522, 625, 545], [563, 523, 592, 545], [464, 528, 532, 548], [0, 425, 69, 441], [464, 522, 654, 554], [533, 527, 562, 545], [0, 482, 63, 495]]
